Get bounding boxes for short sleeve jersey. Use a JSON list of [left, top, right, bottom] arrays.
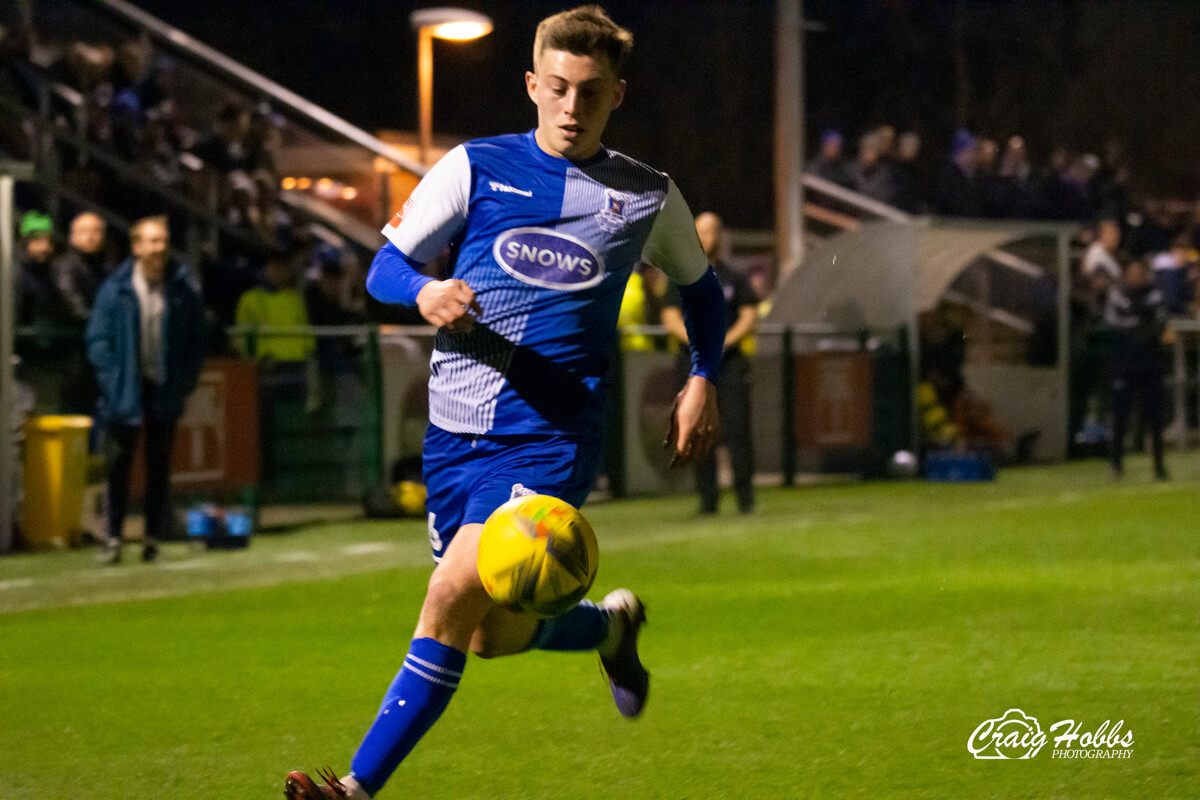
[[383, 130, 707, 437]]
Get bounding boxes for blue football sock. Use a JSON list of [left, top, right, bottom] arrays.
[[349, 638, 466, 797], [529, 600, 608, 651]]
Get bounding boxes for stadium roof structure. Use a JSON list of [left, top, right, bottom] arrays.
[[769, 218, 1072, 330], [768, 214, 1075, 460]]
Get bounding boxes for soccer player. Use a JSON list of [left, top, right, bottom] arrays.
[[285, 7, 726, 798]]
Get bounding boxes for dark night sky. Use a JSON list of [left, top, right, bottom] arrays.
[[125, 0, 1200, 227]]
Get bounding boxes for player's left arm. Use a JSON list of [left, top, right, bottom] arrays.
[[641, 179, 724, 465]]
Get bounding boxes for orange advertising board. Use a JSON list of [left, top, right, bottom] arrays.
[[130, 358, 259, 497]]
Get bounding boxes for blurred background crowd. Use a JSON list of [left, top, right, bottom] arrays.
[[1, 23, 412, 369], [4, 10, 1200, 456]]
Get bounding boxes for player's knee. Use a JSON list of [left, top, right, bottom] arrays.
[[423, 569, 472, 616], [416, 562, 491, 646]]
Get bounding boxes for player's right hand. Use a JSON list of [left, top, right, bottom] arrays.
[[417, 279, 481, 331]]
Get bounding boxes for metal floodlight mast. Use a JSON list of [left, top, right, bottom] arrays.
[[410, 8, 494, 165], [1, 161, 35, 553], [775, 0, 805, 279]]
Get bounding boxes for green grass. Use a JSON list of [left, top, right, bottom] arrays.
[[1, 455, 1197, 798]]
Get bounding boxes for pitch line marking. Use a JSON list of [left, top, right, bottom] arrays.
[[160, 560, 212, 571], [0, 578, 36, 590], [344, 542, 394, 556], [275, 551, 321, 563], [2, 480, 1191, 613]]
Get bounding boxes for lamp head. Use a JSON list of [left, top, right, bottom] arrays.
[[411, 8, 493, 41]]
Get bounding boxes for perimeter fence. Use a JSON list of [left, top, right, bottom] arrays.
[[12, 322, 915, 510]]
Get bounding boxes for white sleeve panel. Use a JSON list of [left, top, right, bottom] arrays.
[[640, 178, 709, 286], [381, 145, 471, 264]]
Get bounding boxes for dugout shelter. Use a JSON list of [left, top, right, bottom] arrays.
[[766, 183, 1075, 463]]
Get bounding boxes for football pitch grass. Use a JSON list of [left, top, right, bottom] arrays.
[[1, 454, 1197, 798]]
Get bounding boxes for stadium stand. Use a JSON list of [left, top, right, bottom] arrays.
[[2, 0, 1197, 517]]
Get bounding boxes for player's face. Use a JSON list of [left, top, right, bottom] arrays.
[[526, 49, 625, 161]]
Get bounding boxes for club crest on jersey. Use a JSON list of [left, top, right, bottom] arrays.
[[493, 227, 606, 291], [595, 189, 631, 233]]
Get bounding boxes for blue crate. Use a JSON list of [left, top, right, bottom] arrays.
[[924, 450, 996, 482], [186, 505, 219, 545], [223, 508, 252, 549], [187, 504, 253, 549]]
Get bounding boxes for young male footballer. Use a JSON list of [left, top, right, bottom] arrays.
[[285, 6, 726, 797]]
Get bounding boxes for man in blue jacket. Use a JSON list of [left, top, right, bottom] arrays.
[[87, 215, 206, 563]]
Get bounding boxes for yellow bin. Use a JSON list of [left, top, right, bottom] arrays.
[[21, 415, 94, 550]]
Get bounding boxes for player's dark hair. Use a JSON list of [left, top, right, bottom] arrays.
[[533, 5, 633, 77]]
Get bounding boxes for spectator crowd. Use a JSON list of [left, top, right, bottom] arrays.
[[3, 22, 378, 390], [6, 23, 1200, 425], [810, 123, 1200, 315]]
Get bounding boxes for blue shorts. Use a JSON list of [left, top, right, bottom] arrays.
[[422, 425, 603, 561]]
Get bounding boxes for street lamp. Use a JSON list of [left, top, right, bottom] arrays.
[[410, 7, 493, 165]]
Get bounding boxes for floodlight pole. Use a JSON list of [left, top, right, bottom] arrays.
[[1, 162, 34, 553], [411, 8, 494, 166], [417, 26, 434, 165], [774, 0, 806, 280]]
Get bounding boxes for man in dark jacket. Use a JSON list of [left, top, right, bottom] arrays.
[[662, 212, 759, 515], [53, 211, 114, 322], [86, 215, 206, 563], [1103, 258, 1168, 480], [54, 211, 115, 414]]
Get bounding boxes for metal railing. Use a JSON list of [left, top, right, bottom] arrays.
[[87, 0, 426, 238], [0, 88, 268, 267], [225, 324, 385, 501], [13, 0, 428, 260], [13, 312, 1194, 514], [95, 0, 425, 177]]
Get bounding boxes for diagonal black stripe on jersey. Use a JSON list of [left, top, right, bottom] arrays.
[[437, 321, 589, 422]]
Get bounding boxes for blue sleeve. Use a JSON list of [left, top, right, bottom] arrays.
[[85, 282, 119, 403], [678, 268, 725, 383], [365, 242, 435, 305]]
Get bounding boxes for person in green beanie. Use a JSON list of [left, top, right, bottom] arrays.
[[15, 211, 73, 358]]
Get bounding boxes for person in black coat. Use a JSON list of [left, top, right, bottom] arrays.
[[934, 129, 984, 217], [662, 213, 759, 514], [1103, 258, 1168, 480]]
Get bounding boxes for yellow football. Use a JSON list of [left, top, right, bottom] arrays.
[[476, 494, 599, 617]]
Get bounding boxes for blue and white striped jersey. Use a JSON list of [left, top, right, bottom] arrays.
[[381, 129, 707, 436]]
